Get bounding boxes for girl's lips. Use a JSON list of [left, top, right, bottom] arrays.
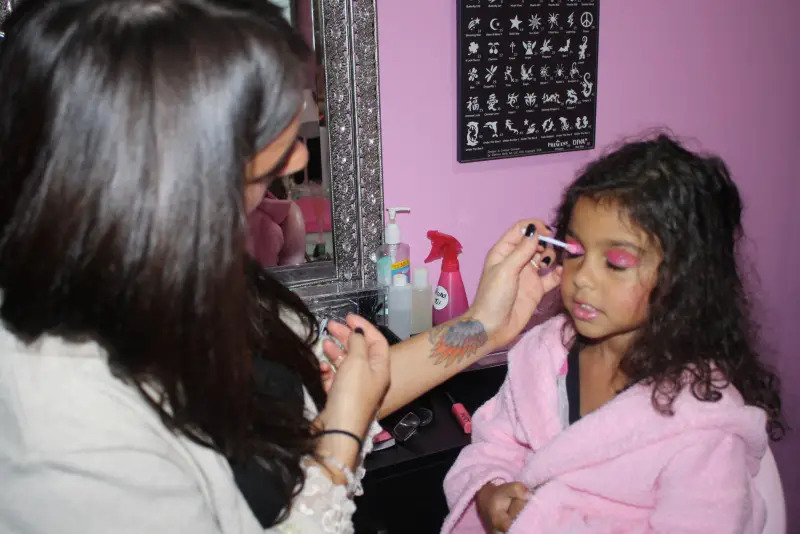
[[572, 300, 600, 321]]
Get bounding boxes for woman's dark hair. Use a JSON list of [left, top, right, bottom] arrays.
[[553, 134, 785, 440], [0, 0, 324, 520]]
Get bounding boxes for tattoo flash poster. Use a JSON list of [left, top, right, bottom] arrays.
[[457, 0, 599, 163]]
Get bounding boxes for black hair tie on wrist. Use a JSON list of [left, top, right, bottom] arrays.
[[317, 429, 363, 452]]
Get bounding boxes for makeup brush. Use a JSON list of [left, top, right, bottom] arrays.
[[524, 223, 581, 254]]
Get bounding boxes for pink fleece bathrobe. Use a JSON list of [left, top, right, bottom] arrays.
[[442, 317, 768, 534]]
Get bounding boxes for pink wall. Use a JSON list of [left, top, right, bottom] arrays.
[[378, 0, 799, 521]]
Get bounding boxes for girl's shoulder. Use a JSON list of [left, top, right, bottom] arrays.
[[515, 314, 571, 353], [507, 315, 571, 376]]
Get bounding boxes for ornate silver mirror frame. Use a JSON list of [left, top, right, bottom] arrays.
[[0, 0, 386, 312], [271, 0, 384, 291]]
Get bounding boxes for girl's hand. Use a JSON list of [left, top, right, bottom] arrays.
[[469, 219, 563, 351], [476, 481, 531, 533]]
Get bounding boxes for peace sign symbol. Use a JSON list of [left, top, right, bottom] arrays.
[[580, 12, 593, 28]]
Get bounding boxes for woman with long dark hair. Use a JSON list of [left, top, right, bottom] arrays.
[[0, 1, 561, 532]]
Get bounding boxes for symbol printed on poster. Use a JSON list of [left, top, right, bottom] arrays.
[[487, 93, 500, 111], [521, 64, 534, 81], [566, 89, 578, 105], [580, 12, 593, 28], [507, 92, 519, 108], [539, 65, 550, 80], [578, 36, 588, 60], [542, 92, 561, 104], [523, 41, 536, 55], [466, 122, 480, 146], [505, 119, 520, 134], [504, 66, 517, 82], [581, 72, 594, 97]]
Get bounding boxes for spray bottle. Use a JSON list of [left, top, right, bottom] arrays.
[[424, 230, 469, 325]]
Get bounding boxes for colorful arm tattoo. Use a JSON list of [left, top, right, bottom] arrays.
[[428, 319, 489, 367]]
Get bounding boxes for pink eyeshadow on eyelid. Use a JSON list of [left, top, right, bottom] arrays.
[[606, 249, 640, 267]]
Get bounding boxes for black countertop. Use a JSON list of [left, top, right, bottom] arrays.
[[364, 359, 508, 476]]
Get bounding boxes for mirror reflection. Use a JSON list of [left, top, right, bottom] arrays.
[[247, 0, 333, 267]]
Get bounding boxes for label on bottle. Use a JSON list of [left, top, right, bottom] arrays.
[[433, 285, 449, 311], [391, 258, 410, 278]]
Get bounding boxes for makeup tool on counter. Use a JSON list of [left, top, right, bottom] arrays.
[[444, 391, 472, 434]]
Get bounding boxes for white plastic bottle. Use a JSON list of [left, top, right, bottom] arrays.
[[388, 273, 412, 340], [411, 267, 432, 335], [375, 207, 411, 284]]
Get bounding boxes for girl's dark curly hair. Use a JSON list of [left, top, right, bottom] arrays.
[[553, 134, 785, 440]]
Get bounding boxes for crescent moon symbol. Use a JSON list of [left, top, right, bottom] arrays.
[[489, 18, 501, 31]]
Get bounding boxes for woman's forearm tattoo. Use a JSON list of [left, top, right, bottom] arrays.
[[428, 319, 489, 367]]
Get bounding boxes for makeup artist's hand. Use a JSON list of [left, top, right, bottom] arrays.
[[469, 219, 563, 351], [476, 481, 531, 533], [319, 360, 337, 393], [320, 315, 390, 438]]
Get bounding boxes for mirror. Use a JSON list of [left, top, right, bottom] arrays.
[[248, 0, 335, 272], [0, 0, 386, 293], [265, 0, 386, 289]]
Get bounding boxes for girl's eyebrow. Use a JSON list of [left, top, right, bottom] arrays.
[[604, 239, 644, 253], [567, 230, 644, 253]]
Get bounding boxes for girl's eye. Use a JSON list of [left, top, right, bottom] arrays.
[[565, 238, 584, 258], [605, 249, 640, 270]]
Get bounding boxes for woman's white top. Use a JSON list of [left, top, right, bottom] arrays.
[[0, 318, 371, 534]]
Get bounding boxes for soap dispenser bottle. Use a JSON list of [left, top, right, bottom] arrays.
[[376, 207, 411, 284]]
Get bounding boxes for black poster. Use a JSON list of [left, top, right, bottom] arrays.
[[457, 0, 599, 163]]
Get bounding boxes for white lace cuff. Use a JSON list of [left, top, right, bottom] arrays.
[[274, 463, 355, 534]]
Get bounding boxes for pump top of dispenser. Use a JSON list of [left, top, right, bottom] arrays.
[[424, 230, 463, 272], [385, 207, 411, 245]]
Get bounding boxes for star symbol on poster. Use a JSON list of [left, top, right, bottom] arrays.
[[509, 15, 522, 31]]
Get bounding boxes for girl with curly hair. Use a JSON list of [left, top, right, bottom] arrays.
[[443, 135, 784, 534]]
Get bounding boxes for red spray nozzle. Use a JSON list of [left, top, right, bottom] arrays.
[[425, 231, 463, 272]]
